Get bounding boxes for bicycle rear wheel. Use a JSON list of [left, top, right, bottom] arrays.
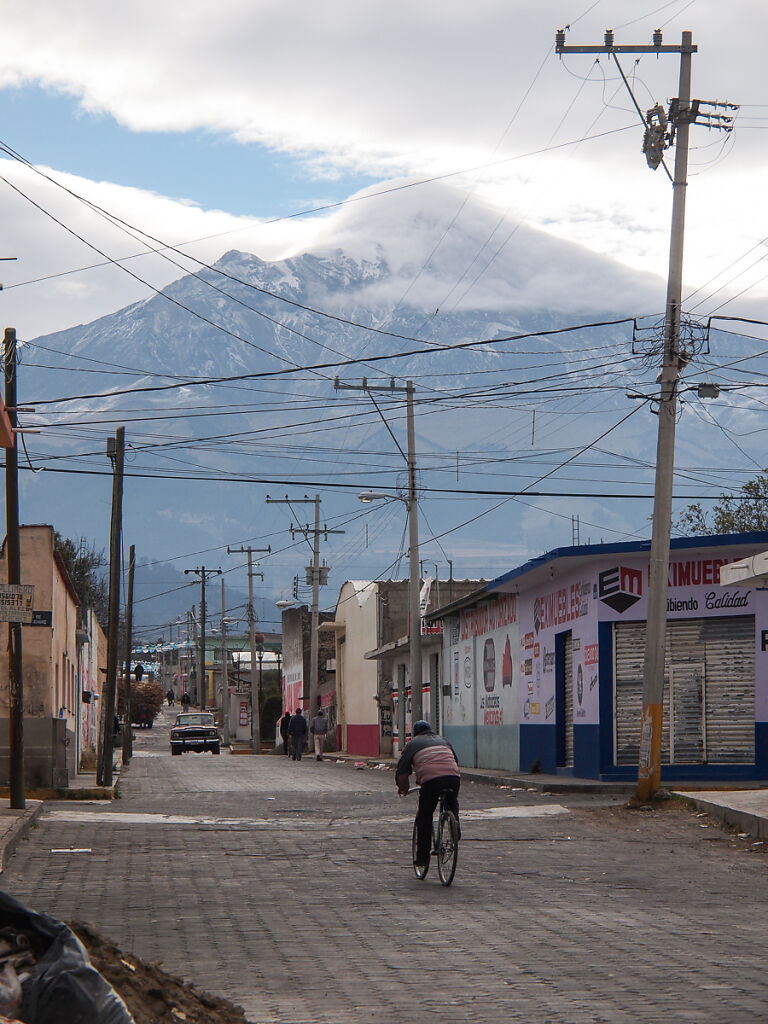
[[437, 810, 458, 886], [412, 820, 430, 879]]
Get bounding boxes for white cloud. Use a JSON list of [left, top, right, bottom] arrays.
[[1, 0, 766, 335]]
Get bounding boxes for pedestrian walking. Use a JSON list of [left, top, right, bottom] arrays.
[[279, 709, 292, 756], [287, 708, 308, 761], [309, 707, 328, 761], [167, 688, 175, 706]]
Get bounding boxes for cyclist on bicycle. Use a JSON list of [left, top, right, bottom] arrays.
[[396, 720, 460, 869]]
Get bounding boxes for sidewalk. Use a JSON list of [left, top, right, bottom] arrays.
[[0, 771, 117, 871], [330, 750, 768, 837], [0, 801, 43, 871]]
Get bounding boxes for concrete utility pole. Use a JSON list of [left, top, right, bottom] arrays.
[[266, 496, 343, 717], [556, 29, 734, 798], [227, 545, 268, 753], [336, 377, 423, 722], [121, 544, 136, 765], [100, 426, 125, 788], [184, 567, 222, 708], [4, 328, 24, 808], [638, 34, 695, 801]]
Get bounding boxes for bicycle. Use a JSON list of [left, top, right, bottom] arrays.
[[409, 788, 459, 887]]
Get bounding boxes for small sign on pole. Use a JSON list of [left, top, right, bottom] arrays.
[[0, 584, 34, 623]]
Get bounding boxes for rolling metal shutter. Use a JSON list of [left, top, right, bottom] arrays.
[[614, 621, 669, 766], [563, 633, 574, 767], [614, 616, 754, 766]]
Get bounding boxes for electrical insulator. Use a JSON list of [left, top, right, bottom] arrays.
[[652, 28, 663, 47], [604, 29, 614, 47], [555, 28, 566, 50]]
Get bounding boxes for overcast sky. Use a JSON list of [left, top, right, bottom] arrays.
[[0, 0, 765, 339]]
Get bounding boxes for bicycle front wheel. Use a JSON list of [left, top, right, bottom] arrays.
[[412, 819, 429, 879], [437, 810, 458, 886]]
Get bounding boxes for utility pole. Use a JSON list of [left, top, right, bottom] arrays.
[[556, 29, 734, 798], [99, 426, 125, 788], [220, 577, 230, 746], [266, 496, 343, 717], [335, 377, 423, 722], [121, 545, 136, 765], [4, 328, 23, 809], [226, 545, 269, 752], [184, 567, 222, 709]]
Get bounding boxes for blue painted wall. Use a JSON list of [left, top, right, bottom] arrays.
[[574, 725, 600, 777], [444, 725, 476, 768], [520, 723, 557, 773]]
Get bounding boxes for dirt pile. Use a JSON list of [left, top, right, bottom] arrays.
[[70, 922, 251, 1024]]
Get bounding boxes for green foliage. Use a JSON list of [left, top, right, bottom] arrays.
[[54, 533, 109, 628], [676, 470, 768, 536]]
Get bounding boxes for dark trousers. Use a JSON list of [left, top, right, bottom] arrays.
[[415, 776, 460, 863], [292, 734, 305, 760], [281, 733, 290, 756]]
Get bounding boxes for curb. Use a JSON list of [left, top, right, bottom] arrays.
[[0, 801, 44, 871], [676, 794, 768, 841]]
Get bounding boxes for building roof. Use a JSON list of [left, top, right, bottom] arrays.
[[425, 531, 768, 621]]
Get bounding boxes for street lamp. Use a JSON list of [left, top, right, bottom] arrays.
[[358, 489, 423, 737]]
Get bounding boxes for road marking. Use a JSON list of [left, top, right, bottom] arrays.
[[462, 805, 568, 820], [42, 804, 568, 828]]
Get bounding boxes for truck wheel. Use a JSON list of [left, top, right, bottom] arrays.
[[212, 744, 221, 755], [171, 747, 181, 756]]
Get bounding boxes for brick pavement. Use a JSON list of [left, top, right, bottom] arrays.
[[3, 707, 768, 1023]]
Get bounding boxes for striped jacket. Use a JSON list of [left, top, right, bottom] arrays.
[[395, 732, 460, 789]]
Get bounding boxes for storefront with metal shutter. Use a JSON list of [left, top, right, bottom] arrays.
[[614, 616, 755, 769], [432, 531, 768, 782]]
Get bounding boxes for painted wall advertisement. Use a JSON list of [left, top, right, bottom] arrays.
[[282, 662, 303, 714], [445, 594, 519, 731], [519, 572, 599, 727]]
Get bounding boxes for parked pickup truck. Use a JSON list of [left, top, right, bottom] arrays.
[[170, 712, 221, 756]]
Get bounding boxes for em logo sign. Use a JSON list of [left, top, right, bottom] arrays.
[[598, 566, 643, 614]]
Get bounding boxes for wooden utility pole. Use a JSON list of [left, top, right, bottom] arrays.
[[227, 545, 268, 752], [183, 566, 222, 709], [334, 377, 421, 728], [99, 426, 125, 788], [266, 496, 343, 718], [4, 328, 24, 808], [121, 545, 136, 765], [220, 577, 230, 745]]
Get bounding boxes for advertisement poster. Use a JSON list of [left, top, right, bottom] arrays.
[[519, 572, 599, 727], [445, 594, 519, 768]]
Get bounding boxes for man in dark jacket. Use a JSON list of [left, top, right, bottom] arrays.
[[309, 708, 329, 761], [396, 720, 460, 868], [279, 709, 292, 756], [287, 709, 308, 761]]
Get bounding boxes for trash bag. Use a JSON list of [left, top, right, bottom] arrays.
[[0, 890, 133, 1024]]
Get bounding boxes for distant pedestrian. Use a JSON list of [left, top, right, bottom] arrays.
[[167, 689, 175, 706], [287, 709, 308, 761], [279, 709, 292, 756], [181, 691, 191, 710], [310, 708, 329, 761]]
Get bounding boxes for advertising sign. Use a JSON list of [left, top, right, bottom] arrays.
[[0, 584, 34, 623]]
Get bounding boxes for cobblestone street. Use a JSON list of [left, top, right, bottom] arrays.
[[3, 707, 767, 1023]]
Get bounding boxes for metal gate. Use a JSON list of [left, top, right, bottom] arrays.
[[670, 662, 705, 763], [614, 616, 754, 766], [562, 632, 574, 767]]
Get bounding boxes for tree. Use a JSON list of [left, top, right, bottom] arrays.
[[676, 470, 768, 536], [54, 533, 109, 628]]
